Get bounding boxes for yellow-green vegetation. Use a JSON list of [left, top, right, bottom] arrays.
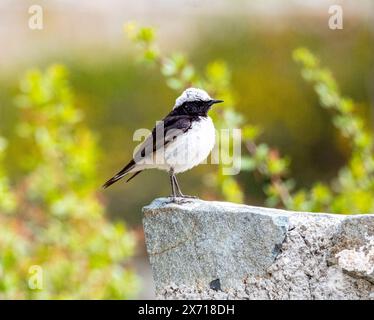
[[126, 23, 374, 214], [0, 66, 138, 299], [291, 48, 374, 213]]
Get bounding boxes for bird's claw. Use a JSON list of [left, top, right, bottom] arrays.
[[180, 194, 198, 199], [168, 196, 195, 204]]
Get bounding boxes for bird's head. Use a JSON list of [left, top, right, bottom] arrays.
[[172, 88, 223, 116]]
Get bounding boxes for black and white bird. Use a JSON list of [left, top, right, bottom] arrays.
[[103, 88, 223, 201]]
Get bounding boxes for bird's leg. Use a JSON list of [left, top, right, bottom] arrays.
[[173, 174, 197, 199], [172, 175, 183, 197], [169, 168, 177, 202]]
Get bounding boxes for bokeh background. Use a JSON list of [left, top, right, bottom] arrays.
[[0, 0, 373, 299]]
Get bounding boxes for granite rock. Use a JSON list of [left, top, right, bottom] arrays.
[[143, 198, 374, 300]]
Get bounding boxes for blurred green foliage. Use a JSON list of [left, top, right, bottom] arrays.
[[0, 66, 138, 299], [290, 48, 374, 213], [126, 23, 374, 214]]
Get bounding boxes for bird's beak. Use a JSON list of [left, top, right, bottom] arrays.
[[210, 99, 224, 105]]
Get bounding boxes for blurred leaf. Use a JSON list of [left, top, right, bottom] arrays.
[[0, 66, 139, 299]]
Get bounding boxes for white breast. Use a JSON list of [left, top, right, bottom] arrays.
[[164, 116, 216, 173]]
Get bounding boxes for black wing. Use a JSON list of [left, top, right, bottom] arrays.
[[102, 114, 195, 188]]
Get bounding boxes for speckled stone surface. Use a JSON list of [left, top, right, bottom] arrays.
[[143, 198, 374, 300]]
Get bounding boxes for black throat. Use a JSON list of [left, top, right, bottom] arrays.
[[169, 100, 212, 117]]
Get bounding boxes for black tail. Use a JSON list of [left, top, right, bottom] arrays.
[[102, 173, 126, 189], [102, 170, 143, 189], [102, 160, 141, 189]]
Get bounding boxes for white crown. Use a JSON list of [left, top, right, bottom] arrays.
[[174, 88, 211, 109]]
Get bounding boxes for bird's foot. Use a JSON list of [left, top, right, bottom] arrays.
[[168, 196, 194, 204], [179, 194, 198, 199]]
